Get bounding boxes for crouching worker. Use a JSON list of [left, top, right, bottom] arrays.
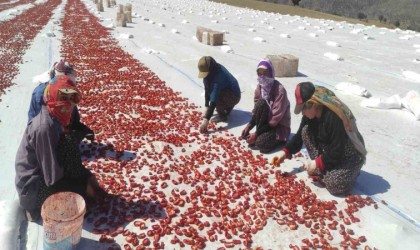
[[272, 82, 367, 195], [15, 75, 106, 221], [241, 59, 291, 153], [28, 60, 94, 142], [197, 56, 241, 133]]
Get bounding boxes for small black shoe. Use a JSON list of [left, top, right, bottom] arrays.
[[211, 115, 228, 123]]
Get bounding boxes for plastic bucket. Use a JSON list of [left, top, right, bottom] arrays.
[[41, 192, 86, 250]]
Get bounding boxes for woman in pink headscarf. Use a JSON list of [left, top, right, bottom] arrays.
[[241, 59, 291, 153], [15, 75, 106, 221]]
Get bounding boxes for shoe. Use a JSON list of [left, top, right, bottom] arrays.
[[224, 108, 233, 116], [26, 209, 40, 222], [210, 115, 228, 123]]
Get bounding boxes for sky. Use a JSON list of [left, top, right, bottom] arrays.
[[1, 0, 420, 249]]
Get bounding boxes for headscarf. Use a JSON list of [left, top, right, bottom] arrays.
[[257, 59, 275, 101], [309, 86, 367, 157], [49, 60, 77, 84], [309, 86, 353, 131], [44, 75, 81, 129]]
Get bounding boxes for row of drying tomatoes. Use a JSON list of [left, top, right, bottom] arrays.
[[0, 0, 61, 97], [57, 0, 378, 249]]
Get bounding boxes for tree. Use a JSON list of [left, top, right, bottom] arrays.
[[378, 14, 384, 23], [394, 20, 400, 27], [291, 0, 301, 6], [357, 12, 367, 20]]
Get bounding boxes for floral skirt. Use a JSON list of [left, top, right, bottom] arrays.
[[302, 125, 365, 195]]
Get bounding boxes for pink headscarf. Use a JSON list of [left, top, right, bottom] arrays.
[[44, 75, 81, 128]]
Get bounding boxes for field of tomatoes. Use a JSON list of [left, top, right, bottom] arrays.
[[1, 0, 380, 249], [0, 0, 61, 97]]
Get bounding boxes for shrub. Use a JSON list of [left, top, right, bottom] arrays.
[[357, 12, 367, 20]]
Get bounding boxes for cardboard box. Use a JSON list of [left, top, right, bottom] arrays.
[[209, 32, 224, 46], [196, 26, 213, 42], [202, 32, 210, 45], [267, 54, 299, 77], [197, 27, 224, 46]]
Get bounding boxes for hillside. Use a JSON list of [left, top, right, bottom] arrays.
[[255, 0, 420, 31]]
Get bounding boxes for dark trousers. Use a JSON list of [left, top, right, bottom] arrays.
[[35, 133, 91, 211], [252, 100, 285, 153], [216, 90, 240, 117]]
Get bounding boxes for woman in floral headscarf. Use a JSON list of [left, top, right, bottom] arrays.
[[272, 82, 367, 195], [15, 75, 106, 221], [241, 59, 291, 153]]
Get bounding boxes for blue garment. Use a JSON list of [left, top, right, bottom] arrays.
[[27, 79, 81, 129], [28, 82, 48, 123], [208, 65, 241, 103]]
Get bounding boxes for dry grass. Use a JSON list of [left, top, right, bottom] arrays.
[[211, 0, 394, 29]]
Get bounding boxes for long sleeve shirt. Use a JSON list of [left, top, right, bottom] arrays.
[[252, 81, 291, 141], [28, 82, 48, 123], [15, 106, 64, 210], [204, 65, 241, 120], [284, 107, 349, 171]]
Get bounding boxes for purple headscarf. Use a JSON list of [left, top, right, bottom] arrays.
[[257, 59, 275, 101], [257, 59, 274, 78]]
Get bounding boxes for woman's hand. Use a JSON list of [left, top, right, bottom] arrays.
[[199, 119, 209, 133], [271, 151, 286, 166], [246, 133, 257, 145], [303, 160, 318, 175], [241, 124, 251, 139]]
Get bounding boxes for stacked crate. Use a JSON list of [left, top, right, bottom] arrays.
[[196, 26, 224, 46]]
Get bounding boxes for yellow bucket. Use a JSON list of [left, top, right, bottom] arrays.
[[41, 192, 86, 250]]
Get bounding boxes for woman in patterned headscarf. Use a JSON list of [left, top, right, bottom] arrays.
[[241, 59, 291, 153], [272, 82, 367, 195]]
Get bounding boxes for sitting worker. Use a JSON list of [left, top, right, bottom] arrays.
[[15, 75, 106, 221], [241, 59, 291, 153], [27, 60, 94, 142], [272, 82, 367, 195], [197, 56, 241, 133]]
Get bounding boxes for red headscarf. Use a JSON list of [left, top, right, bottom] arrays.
[[44, 75, 81, 128]]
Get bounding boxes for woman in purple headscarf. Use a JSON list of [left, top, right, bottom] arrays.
[[241, 59, 291, 153]]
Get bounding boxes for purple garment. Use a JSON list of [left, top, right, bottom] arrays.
[[257, 59, 276, 102], [15, 106, 64, 210], [258, 75, 275, 101], [257, 60, 274, 78], [254, 80, 291, 142]]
